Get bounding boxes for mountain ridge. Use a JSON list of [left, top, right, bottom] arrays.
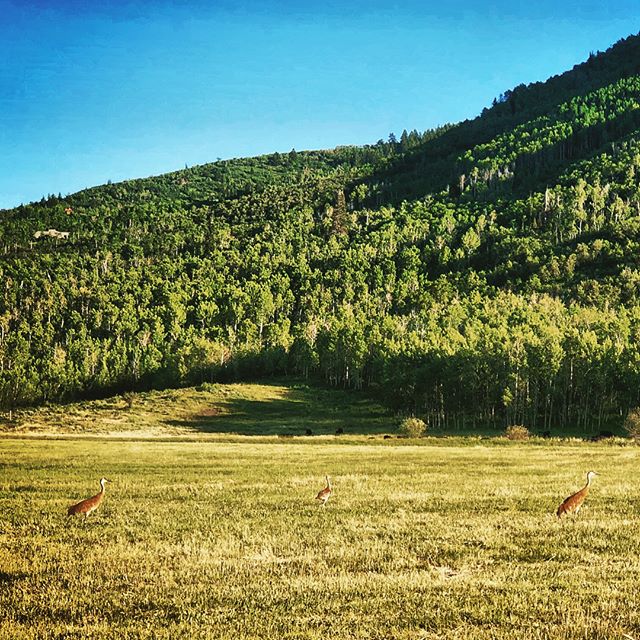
[[2, 32, 640, 434]]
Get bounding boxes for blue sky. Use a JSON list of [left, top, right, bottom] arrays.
[[1, 0, 639, 209]]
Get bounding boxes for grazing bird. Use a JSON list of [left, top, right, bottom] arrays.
[[556, 471, 598, 518], [315, 475, 332, 507], [67, 478, 110, 519]]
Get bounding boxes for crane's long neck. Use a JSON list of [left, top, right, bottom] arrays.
[[100, 479, 106, 493], [326, 476, 331, 490]]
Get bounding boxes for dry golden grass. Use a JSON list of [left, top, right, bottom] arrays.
[[1, 436, 640, 639]]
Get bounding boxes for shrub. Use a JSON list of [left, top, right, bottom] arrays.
[[122, 391, 136, 410], [505, 425, 530, 441], [196, 382, 217, 392], [624, 407, 640, 439], [398, 417, 427, 438]]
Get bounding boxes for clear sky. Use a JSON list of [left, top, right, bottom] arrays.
[[1, 0, 639, 209]]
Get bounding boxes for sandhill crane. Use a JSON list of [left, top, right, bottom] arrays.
[[315, 475, 332, 506], [67, 478, 110, 519], [557, 471, 598, 518]]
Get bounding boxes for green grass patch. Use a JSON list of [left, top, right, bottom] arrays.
[[0, 381, 392, 437]]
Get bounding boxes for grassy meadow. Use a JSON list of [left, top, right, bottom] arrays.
[[1, 432, 640, 639], [0, 382, 391, 438]]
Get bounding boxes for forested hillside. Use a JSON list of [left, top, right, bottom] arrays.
[[3, 33, 640, 433]]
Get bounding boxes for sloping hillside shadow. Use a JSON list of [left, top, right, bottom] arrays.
[[164, 385, 392, 436], [359, 35, 640, 206]]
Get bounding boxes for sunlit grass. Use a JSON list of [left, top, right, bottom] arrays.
[[1, 438, 640, 639], [0, 381, 392, 437]]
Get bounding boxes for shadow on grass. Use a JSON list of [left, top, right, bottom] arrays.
[[0, 571, 28, 585], [164, 385, 393, 436]]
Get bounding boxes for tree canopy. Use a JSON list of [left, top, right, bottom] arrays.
[[3, 33, 640, 433]]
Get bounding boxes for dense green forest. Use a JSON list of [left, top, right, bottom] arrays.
[[3, 33, 640, 432]]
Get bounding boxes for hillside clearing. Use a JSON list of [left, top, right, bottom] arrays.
[[0, 382, 392, 437]]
